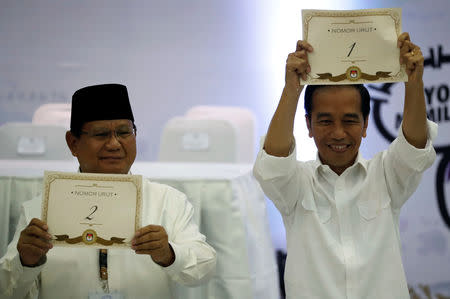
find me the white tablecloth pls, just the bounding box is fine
[0,160,280,299]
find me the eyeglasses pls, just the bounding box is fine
[80,126,136,141]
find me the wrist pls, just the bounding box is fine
[284,83,303,97]
[405,78,424,89]
[156,244,175,267]
[21,255,47,268]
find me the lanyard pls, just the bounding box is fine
[99,249,109,292]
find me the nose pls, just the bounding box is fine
[331,122,346,139]
[104,132,121,149]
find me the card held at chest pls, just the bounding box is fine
[41,171,142,248]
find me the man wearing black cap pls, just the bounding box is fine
[0,84,217,298]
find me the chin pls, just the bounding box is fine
[105,168,129,174]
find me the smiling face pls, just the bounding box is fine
[66,119,137,174]
[306,86,368,175]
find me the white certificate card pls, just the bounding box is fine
[302,8,407,84]
[42,171,142,248]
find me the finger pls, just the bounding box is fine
[296,40,314,52]
[292,50,308,60]
[135,249,161,255]
[399,40,415,56]
[287,61,310,77]
[133,227,167,244]
[28,218,49,231]
[287,54,310,73]
[20,236,53,250]
[134,225,163,238]
[290,52,310,73]
[18,243,49,265]
[402,44,422,65]
[132,240,164,251]
[397,32,410,48]
[19,244,48,257]
[405,55,424,78]
[133,232,166,246]
[406,56,421,71]
[399,41,417,64]
[22,225,52,241]
[301,72,308,81]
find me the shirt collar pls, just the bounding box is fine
[77,167,132,175]
[313,151,368,177]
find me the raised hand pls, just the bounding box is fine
[398,32,424,83]
[285,40,313,88]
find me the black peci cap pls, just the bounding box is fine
[70,84,134,134]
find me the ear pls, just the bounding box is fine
[305,114,313,138]
[362,115,369,138]
[65,131,79,157]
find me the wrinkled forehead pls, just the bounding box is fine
[312,85,361,99]
[82,119,133,129]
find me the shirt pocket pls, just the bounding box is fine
[301,194,331,224]
[357,196,391,221]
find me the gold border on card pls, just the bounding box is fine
[303,8,401,41]
[302,8,404,84]
[42,171,142,247]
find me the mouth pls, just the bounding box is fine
[99,157,124,161]
[328,144,350,153]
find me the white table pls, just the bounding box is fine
[0,160,280,299]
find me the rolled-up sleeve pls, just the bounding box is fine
[253,136,297,181]
[384,120,438,209]
[253,136,303,216]
[393,120,437,171]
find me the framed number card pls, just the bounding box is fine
[302,8,407,84]
[42,171,142,248]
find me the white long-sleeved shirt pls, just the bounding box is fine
[0,178,216,299]
[253,121,437,299]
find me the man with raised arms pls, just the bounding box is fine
[253,33,437,298]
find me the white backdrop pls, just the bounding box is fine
[1,0,449,296]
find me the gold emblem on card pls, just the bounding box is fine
[346,66,362,81]
[315,68,392,82]
[82,229,97,245]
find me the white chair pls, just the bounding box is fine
[0,122,73,160]
[158,117,239,162]
[185,106,256,163]
[32,103,71,129]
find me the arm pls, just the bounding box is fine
[381,33,437,209]
[264,40,313,157]
[398,32,428,149]
[0,213,51,298]
[133,188,216,286]
[253,41,313,215]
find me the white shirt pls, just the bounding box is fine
[0,178,216,299]
[253,121,437,299]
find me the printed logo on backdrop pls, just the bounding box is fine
[368,44,450,231]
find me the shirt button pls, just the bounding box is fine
[343,246,353,259]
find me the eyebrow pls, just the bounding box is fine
[316,113,332,119]
[88,124,132,131]
[315,113,361,119]
[342,113,361,119]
